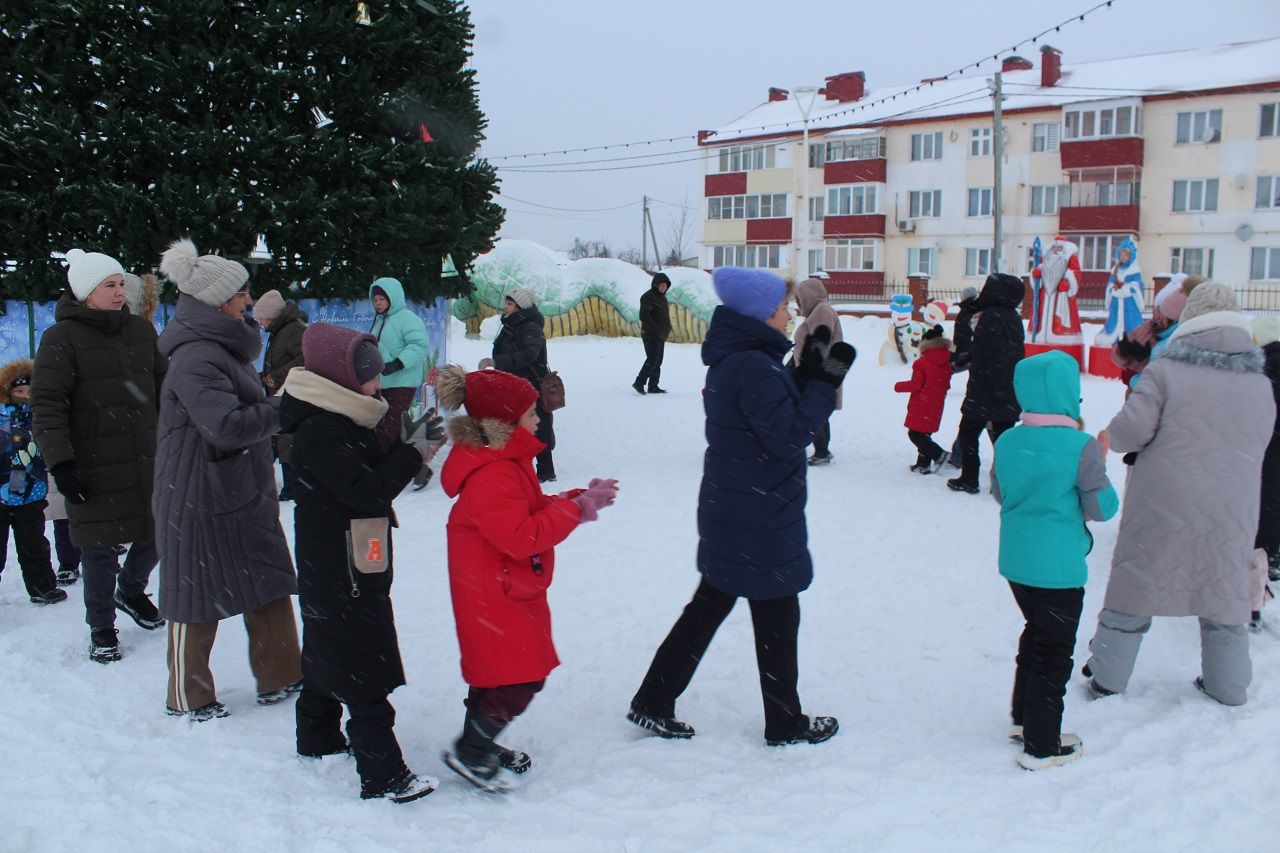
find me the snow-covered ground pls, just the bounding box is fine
[3,316,1278,852]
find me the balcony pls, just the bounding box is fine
[823,214,886,238]
[1060,136,1144,170]
[746,218,792,243]
[824,158,887,184]
[704,173,747,196]
[1059,167,1141,233]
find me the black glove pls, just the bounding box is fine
[797,326,856,388]
[51,463,89,505]
[811,342,856,388]
[382,358,405,376]
[402,407,446,445]
[796,325,833,384]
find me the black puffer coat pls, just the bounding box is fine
[1256,341,1280,555]
[950,294,979,372]
[31,293,167,548]
[960,273,1026,423]
[492,305,548,385]
[640,284,672,341]
[261,302,308,393]
[279,376,422,703]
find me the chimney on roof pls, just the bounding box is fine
[697,130,711,145]
[768,87,790,102]
[1002,55,1033,72]
[1040,45,1062,87]
[823,71,865,103]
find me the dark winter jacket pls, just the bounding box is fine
[154,295,296,624]
[640,283,672,341]
[31,293,167,548]
[951,295,979,371]
[280,368,422,703]
[961,274,1026,423]
[441,415,581,688]
[698,305,835,600]
[261,301,308,393]
[894,339,952,433]
[492,305,549,386]
[1256,341,1280,554]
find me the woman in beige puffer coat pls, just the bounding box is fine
[789,277,843,465]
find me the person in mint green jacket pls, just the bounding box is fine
[991,350,1119,771]
[368,277,431,450]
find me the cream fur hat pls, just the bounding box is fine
[159,238,249,307]
[65,249,125,302]
[1178,281,1238,323]
[253,289,287,324]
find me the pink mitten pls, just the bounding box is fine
[572,478,619,522]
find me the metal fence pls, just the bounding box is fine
[829,282,1280,314]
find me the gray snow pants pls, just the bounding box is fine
[1085,608,1252,706]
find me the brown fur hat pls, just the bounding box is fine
[0,359,35,404]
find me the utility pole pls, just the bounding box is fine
[641,195,649,269]
[990,71,1005,273]
[792,86,820,280]
[645,204,661,267]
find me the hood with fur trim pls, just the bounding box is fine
[918,335,951,354]
[439,415,545,498]
[0,359,34,405]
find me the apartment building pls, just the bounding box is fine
[698,38,1280,304]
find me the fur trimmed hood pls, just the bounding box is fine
[0,358,34,404]
[918,335,951,354]
[446,413,517,450]
[439,417,545,498]
[1160,339,1265,375]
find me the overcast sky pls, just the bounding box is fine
[467,0,1279,258]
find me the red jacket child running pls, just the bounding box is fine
[894,335,953,433]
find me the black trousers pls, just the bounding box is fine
[954,416,1015,485]
[53,518,80,569]
[535,400,555,479]
[907,430,944,466]
[1009,582,1084,759]
[296,687,408,797]
[632,577,804,741]
[0,501,56,597]
[81,541,157,630]
[636,337,666,389]
[812,421,831,457]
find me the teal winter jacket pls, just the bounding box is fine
[992,351,1119,589]
[368,277,430,390]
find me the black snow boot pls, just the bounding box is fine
[114,589,164,630]
[766,715,839,747]
[56,565,80,586]
[443,710,519,793]
[626,707,695,739]
[89,628,121,664]
[30,587,68,605]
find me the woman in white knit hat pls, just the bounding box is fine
[31,249,169,664]
[153,239,302,721]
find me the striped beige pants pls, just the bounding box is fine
[166,596,302,712]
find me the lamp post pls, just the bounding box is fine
[791,85,820,281]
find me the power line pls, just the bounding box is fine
[496,192,640,212]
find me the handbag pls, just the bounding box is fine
[539,371,565,412]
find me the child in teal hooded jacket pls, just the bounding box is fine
[991,350,1118,770]
[368,277,431,450]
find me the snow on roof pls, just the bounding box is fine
[703,37,1280,145]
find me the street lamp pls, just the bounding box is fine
[792,85,821,281]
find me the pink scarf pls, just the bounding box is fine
[1020,412,1078,428]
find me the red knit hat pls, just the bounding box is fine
[457,369,539,423]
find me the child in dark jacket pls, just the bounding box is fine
[991,351,1118,771]
[894,326,953,473]
[280,323,443,805]
[437,364,618,793]
[1,360,66,605]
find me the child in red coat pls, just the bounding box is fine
[437,365,618,793]
[894,326,953,473]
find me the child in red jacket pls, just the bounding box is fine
[894,326,953,473]
[437,365,618,793]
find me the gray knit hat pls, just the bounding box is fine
[254,289,287,324]
[1178,281,1239,323]
[160,238,249,307]
[507,287,536,309]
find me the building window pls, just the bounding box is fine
[1171,247,1215,278]
[808,248,825,274]
[1032,122,1060,152]
[1064,104,1140,140]
[969,127,992,157]
[1064,168,1140,207]
[1262,103,1280,139]
[710,244,782,269]
[1175,109,1223,145]
[826,137,887,162]
[1030,184,1067,215]
[967,187,993,217]
[825,239,878,272]
[826,184,879,216]
[964,248,992,277]
[808,196,825,222]
[715,143,778,173]
[908,189,942,218]
[910,131,942,161]
[1252,247,1280,280]
[1077,235,1123,271]
[808,143,826,168]
[707,193,788,221]
[1257,176,1280,209]
[907,248,936,276]
[1172,178,1219,213]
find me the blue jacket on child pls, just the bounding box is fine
[992,351,1118,589]
[1,402,48,507]
[697,305,835,600]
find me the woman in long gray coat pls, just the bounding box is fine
[789,276,843,465]
[154,239,301,721]
[1085,283,1274,706]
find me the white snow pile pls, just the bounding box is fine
[2,317,1277,852]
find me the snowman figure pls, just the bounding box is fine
[879,293,925,365]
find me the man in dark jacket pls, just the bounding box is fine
[633,272,672,395]
[487,288,556,482]
[950,286,980,373]
[255,289,308,500]
[32,248,168,663]
[948,273,1026,494]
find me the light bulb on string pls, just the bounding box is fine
[355,2,373,26]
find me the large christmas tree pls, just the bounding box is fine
[0,0,502,302]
